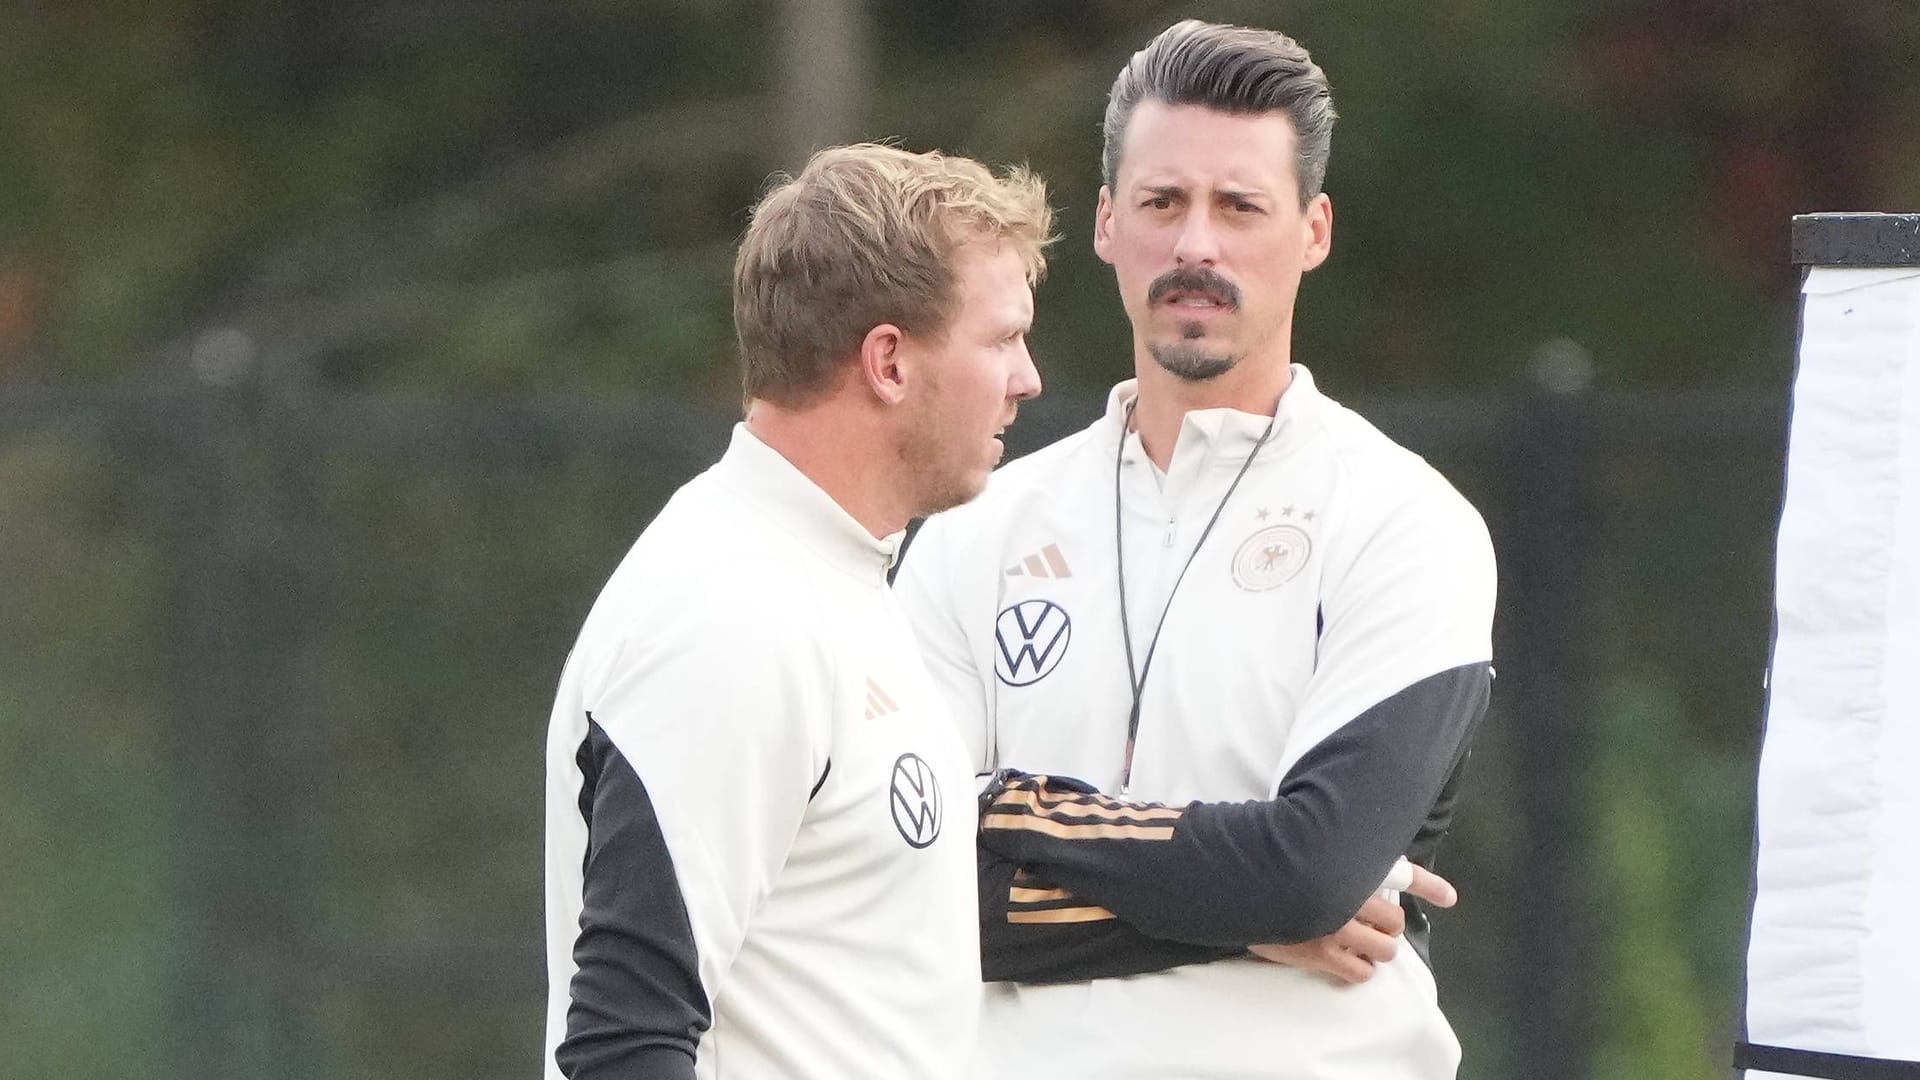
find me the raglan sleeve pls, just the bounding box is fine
[976,485,1496,948]
[554,604,834,1080]
[893,512,995,776]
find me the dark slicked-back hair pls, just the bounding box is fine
[1102,20,1337,204]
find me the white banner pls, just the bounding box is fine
[1744,266,1920,1079]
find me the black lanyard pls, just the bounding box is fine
[1114,398,1277,793]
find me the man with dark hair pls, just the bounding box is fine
[544,144,1052,1080]
[895,20,1495,1078]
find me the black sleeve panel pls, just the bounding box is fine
[1399,698,1487,965]
[556,717,707,1080]
[979,662,1491,948]
[976,816,1239,983]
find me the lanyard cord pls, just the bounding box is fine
[1114,398,1278,793]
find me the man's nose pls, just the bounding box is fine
[1172,205,1221,267]
[1009,340,1042,401]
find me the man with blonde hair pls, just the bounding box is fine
[543,143,1052,1080]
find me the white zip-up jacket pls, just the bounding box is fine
[894,366,1496,1079]
[545,425,980,1080]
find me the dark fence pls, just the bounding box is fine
[0,368,1784,1080]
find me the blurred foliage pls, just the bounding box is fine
[4,0,1915,394]
[2,1,1914,1078]
[0,433,172,1080]
[315,447,686,1080]
[1589,677,1751,1080]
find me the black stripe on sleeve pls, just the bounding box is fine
[976,838,1238,983]
[557,716,709,1080]
[1735,1043,1920,1079]
[978,662,1491,947]
[808,758,832,803]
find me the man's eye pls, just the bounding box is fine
[1142,197,1172,210]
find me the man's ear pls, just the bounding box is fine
[1302,192,1333,273]
[859,323,910,406]
[1092,185,1116,265]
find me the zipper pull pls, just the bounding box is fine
[1163,516,1177,548]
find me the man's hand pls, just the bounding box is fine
[1400,861,1459,909]
[1248,863,1457,985]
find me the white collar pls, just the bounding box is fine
[711,424,903,580]
[1103,364,1326,472]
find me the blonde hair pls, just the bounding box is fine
[734,143,1054,408]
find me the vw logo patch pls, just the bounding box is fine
[1231,525,1312,591]
[889,753,942,849]
[994,599,1072,686]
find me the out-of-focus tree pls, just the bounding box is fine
[4,1,1916,396]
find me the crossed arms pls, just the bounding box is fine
[973,658,1488,983]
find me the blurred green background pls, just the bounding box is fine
[3,2,1914,1078]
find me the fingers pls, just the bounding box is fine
[1404,864,1458,909]
[1334,920,1398,966]
[1322,948,1375,985]
[1247,942,1290,966]
[1247,937,1378,985]
[1354,893,1406,937]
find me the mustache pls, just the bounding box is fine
[1147,268,1242,308]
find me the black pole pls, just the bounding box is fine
[1497,376,1598,1080]
[157,345,329,1079]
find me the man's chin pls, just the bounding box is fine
[955,464,994,505]
[914,468,992,519]
[1149,341,1238,382]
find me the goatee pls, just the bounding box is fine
[1150,340,1238,382]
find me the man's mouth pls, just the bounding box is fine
[1147,269,1241,313]
[1163,291,1232,310]
[990,408,1019,452]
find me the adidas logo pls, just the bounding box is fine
[1004,543,1072,579]
[865,678,899,720]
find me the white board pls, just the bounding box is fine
[1743,266,1920,1079]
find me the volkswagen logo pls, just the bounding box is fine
[889,753,943,849]
[994,599,1072,687]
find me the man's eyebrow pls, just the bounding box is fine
[1134,184,1272,202]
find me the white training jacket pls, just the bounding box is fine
[544,425,980,1080]
[895,366,1496,1080]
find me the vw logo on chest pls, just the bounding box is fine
[889,753,943,848]
[994,599,1072,686]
